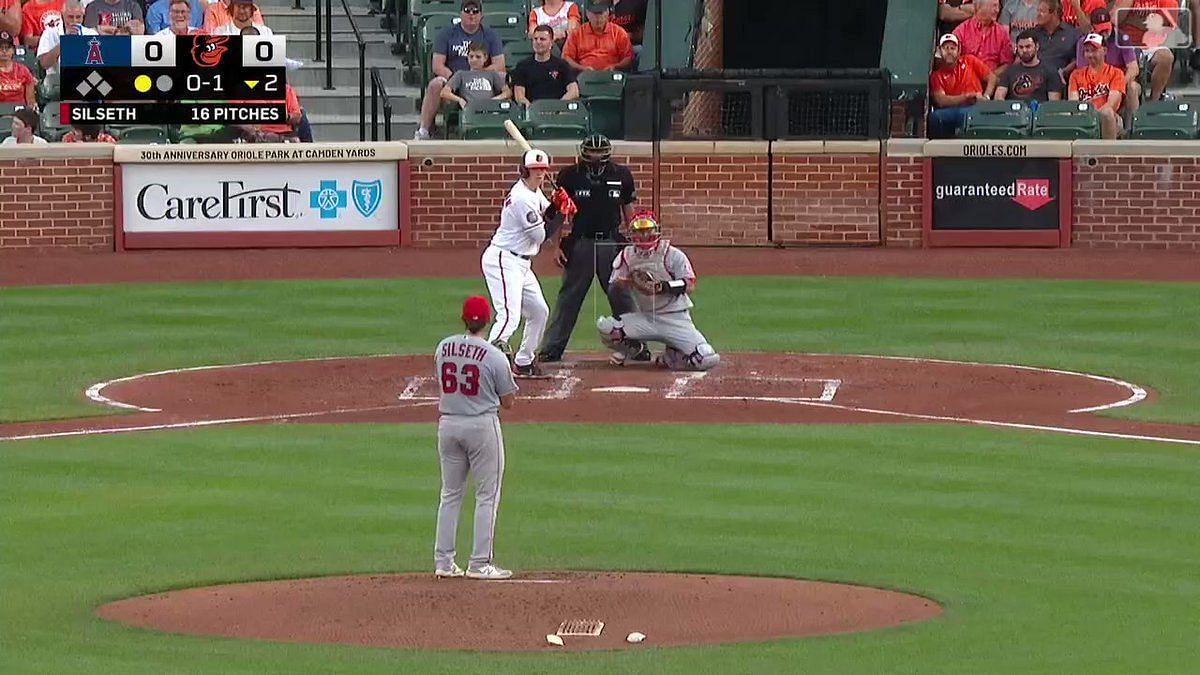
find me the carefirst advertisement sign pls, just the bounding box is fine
[930,156,1060,231]
[115,143,405,248]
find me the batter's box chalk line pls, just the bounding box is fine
[667,372,841,404]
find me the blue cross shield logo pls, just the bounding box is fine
[309,180,347,219]
[351,179,382,218]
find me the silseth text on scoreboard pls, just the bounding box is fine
[60,35,287,125]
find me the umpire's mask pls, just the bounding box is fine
[579,134,612,179]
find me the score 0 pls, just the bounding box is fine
[243,35,286,68]
[130,35,177,68]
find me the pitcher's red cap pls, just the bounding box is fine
[462,295,491,322]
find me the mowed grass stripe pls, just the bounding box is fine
[2,275,1199,423]
[3,422,1199,673]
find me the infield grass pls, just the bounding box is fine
[1,276,1198,424]
[2,423,1198,674]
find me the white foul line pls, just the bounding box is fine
[793,400,1200,447]
[0,402,433,443]
[398,376,434,400]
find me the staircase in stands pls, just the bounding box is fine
[258,0,421,141]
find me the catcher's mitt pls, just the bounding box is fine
[630,270,660,295]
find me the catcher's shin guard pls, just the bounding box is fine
[596,316,625,350]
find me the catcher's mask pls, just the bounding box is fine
[519,148,551,179]
[629,211,660,252]
[579,134,612,178]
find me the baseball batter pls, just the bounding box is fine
[433,295,519,581]
[481,148,577,378]
[596,212,721,371]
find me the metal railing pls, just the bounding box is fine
[369,67,394,141]
[316,0,369,140]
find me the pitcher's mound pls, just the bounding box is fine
[97,572,941,651]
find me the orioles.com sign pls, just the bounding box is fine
[931,158,1060,231]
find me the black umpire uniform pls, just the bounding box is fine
[537,135,637,361]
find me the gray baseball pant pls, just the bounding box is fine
[434,413,505,571]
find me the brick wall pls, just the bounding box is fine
[1073,156,1200,251]
[772,153,880,245]
[0,156,113,250]
[656,152,769,245]
[883,154,922,248]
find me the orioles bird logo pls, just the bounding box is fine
[191,36,230,68]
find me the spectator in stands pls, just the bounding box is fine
[0,32,36,107]
[213,0,268,34]
[0,0,21,40]
[21,0,63,49]
[563,1,633,72]
[38,2,96,75]
[995,30,1062,106]
[155,0,206,35]
[953,0,1014,74]
[1069,32,1125,138]
[413,0,505,140]
[203,0,261,32]
[147,0,204,34]
[252,83,303,141]
[939,0,975,36]
[4,107,46,143]
[928,33,997,138]
[1113,0,1178,102]
[84,0,145,34]
[527,0,579,44]
[512,24,580,105]
[440,40,510,109]
[1073,7,1141,113]
[1032,0,1081,90]
[1058,0,1098,31]
[1001,0,1040,44]
[610,0,646,50]
[61,123,116,142]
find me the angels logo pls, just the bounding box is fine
[191,36,230,68]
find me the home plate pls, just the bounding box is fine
[590,386,651,394]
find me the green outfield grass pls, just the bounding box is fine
[1,275,1198,673]
[2,423,1198,674]
[1,276,1198,424]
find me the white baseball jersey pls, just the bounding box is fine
[490,180,549,258]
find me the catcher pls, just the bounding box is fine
[596,211,720,371]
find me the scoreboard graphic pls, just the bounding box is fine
[60,35,288,125]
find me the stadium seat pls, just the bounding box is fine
[488,12,527,43]
[1031,101,1101,139]
[961,100,1033,138]
[39,106,69,141]
[408,13,460,87]
[37,72,60,105]
[15,46,39,73]
[0,102,22,118]
[577,70,626,138]
[485,0,530,15]
[526,98,589,139]
[459,99,523,139]
[1129,100,1200,139]
[503,39,534,69]
[114,126,169,144]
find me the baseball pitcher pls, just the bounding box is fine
[481,148,578,378]
[433,295,519,581]
[596,212,721,371]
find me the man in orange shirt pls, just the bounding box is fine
[1069,32,1125,138]
[562,1,632,71]
[202,0,261,32]
[928,33,998,138]
[1113,0,1178,102]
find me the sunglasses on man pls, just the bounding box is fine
[461,7,480,13]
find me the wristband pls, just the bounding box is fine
[657,279,687,296]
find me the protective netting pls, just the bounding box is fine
[786,90,874,138]
[669,90,753,138]
[679,0,724,138]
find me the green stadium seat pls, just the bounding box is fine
[459,99,523,139]
[504,39,534,69]
[0,129,9,143]
[0,102,22,117]
[115,126,169,144]
[484,0,530,15]
[961,100,1033,138]
[37,71,60,105]
[1130,100,1200,139]
[577,70,626,138]
[526,98,589,139]
[1031,101,1101,139]
[15,46,39,73]
[39,106,69,141]
[488,12,527,43]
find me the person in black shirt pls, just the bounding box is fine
[995,30,1063,107]
[537,134,643,363]
[511,24,580,105]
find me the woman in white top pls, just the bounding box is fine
[3,109,47,144]
[527,0,579,42]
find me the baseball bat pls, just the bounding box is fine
[503,119,533,153]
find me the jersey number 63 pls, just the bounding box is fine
[441,362,480,396]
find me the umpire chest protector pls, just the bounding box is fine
[557,162,635,238]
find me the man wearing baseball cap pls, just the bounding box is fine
[432,296,520,581]
[1073,7,1141,114]
[928,33,997,138]
[1069,32,1125,138]
[414,0,506,140]
[563,1,634,72]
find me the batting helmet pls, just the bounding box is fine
[519,148,551,178]
[629,210,660,252]
[579,134,612,177]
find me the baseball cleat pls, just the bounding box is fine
[435,562,464,578]
[466,564,513,580]
[513,361,552,379]
[609,351,627,366]
[629,343,651,362]
[535,350,562,363]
